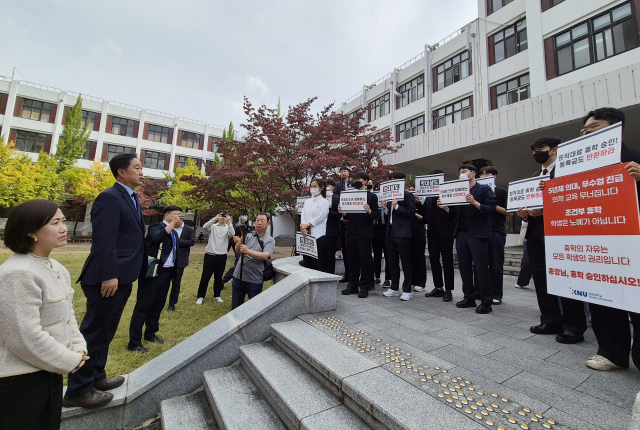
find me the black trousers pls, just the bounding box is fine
[197,253,228,298]
[488,232,506,300]
[456,231,492,303]
[340,226,350,280]
[372,236,389,280]
[324,235,338,274]
[516,241,532,287]
[66,282,132,397]
[346,233,374,291]
[168,267,185,306]
[527,238,587,333]
[0,371,62,430]
[129,267,174,347]
[410,225,427,288]
[385,227,413,293]
[590,304,640,369]
[427,232,455,291]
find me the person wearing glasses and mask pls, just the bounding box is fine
[300,179,330,272]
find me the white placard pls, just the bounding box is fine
[506,176,549,212]
[380,179,405,201]
[439,179,470,206]
[415,174,444,197]
[326,189,333,208]
[296,196,310,215]
[339,190,368,213]
[554,122,622,178]
[295,233,318,259]
[476,176,496,191]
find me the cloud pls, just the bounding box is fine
[246,75,269,95]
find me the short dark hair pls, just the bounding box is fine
[4,199,60,254]
[583,107,625,131]
[239,211,248,216]
[459,164,477,174]
[479,166,498,176]
[256,212,271,222]
[354,171,370,181]
[109,153,138,179]
[163,205,182,215]
[325,178,336,187]
[389,171,406,180]
[339,166,350,172]
[531,136,561,151]
[310,179,327,198]
[429,169,444,175]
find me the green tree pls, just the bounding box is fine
[159,158,209,211]
[56,96,91,173]
[65,159,115,204]
[222,121,235,142]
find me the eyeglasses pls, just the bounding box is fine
[579,123,603,136]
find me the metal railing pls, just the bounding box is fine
[369,72,392,88]
[209,123,226,130]
[430,24,470,50]
[179,116,206,126]
[0,75,11,83]
[19,80,61,93]
[109,100,142,111]
[67,91,104,103]
[397,51,425,70]
[345,90,363,104]
[146,109,175,119]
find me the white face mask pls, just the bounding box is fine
[310,188,320,197]
[459,173,469,180]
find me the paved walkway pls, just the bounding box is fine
[302,272,639,430]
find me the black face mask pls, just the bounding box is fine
[533,151,550,164]
[352,181,363,189]
[366,184,373,190]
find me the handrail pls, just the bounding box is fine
[345,90,364,104]
[209,123,226,130]
[397,51,425,70]
[109,100,142,111]
[67,91,104,103]
[179,116,207,126]
[0,75,12,83]
[370,72,391,87]
[19,80,61,93]
[146,109,175,119]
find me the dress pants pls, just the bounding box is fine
[489,232,506,300]
[231,277,264,309]
[517,241,531,287]
[427,232,455,291]
[129,267,174,347]
[324,235,338,274]
[527,238,587,333]
[410,225,427,288]
[590,304,640,369]
[385,227,413,293]
[0,371,63,430]
[168,267,185,306]
[346,233,374,291]
[372,236,389,280]
[339,225,350,280]
[66,282,133,397]
[197,253,228,298]
[456,231,492,303]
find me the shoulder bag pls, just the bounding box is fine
[255,235,276,282]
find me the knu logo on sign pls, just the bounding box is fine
[571,289,588,297]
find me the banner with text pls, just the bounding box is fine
[339,190,368,213]
[476,176,496,191]
[555,122,622,178]
[439,179,470,206]
[326,189,333,208]
[380,179,405,201]
[544,163,640,312]
[296,233,319,259]
[296,196,310,214]
[506,176,549,212]
[415,173,445,197]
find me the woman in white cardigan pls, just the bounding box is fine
[300,179,330,272]
[0,199,88,430]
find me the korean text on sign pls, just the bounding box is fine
[296,196,310,214]
[339,190,368,213]
[506,176,549,212]
[380,179,405,201]
[415,173,444,197]
[295,233,318,259]
[439,179,470,206]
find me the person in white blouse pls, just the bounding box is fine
[300,179,330,272]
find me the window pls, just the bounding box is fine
[348,109,366,127]
[491,0,513,14]
[148,124,170,143]
[551,0,565,6]
[82,110,97,129]
[396,116,424,142]
[369,94,390,122]
[111,117,135,137]
[494,74,530,109]
[15,130,46,153]
[180,131,200,149]
[493,19,527,64]
[434,97,472,128]
[81,141,93,160]
[397,75,424,108]
[143,150,165,169]
[21,99,52,122]
[436,52,470,91]
[177,155,196,168]
[106,144,134,162]
[555,3,638,75]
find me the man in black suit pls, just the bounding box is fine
[167,217,195,312]
[381,172,416,301]
[64,153,147,408]
[411,191,428,293]
[335,167,351,283]
[127,205,184,352]
[324,179,341,275]
[372,180,390,286]
[338,171,379,298]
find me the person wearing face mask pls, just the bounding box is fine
[195,211,235,305]
[324,179,341,275]
[222,212,249,285]
[517,137,587,344]
[300,179,330,272]
[372,180,390,287]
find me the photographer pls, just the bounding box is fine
[221,212,248,284]
[231,213,275,310]
[196,212,234,304]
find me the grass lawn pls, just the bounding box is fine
[0,248,274,382]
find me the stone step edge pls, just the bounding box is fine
[160,391,217,430]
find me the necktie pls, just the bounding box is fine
[542,169,548,175]
[171,230,178,264]
[132,192,143,223]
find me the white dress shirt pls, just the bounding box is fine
[301,195,330,238]
[539,160,556,176]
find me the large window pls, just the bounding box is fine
[21,99,52,122]
[494,74,530,109]
[111,117,135,137]
[369,94,390,122]
[348,109,366,127]
[177,155,197,168]
[15,130,46,153]
[396,116,424,142]
[434,97,472,128]
[555,3,638,76]
[148,124,170,143]
[491,0,513,14]
[180,131,200,149]
[436,52,470,91]
[81,141,93,160]
[82,110,97,129]
[397,75,424,108]
[105,144,134,162]
[493,19,527,64]
[143,150,165,169]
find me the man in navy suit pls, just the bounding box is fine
[167,218,195,312]
[64,153,147,408]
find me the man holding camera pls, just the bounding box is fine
[196,212,235,304]
[231,213,275,309]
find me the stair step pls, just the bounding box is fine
[203,366,285,430]
[300,405,369,430]
[240,341,343,430]
[160,391,217,430]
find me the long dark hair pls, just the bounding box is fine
[310,179,327,198]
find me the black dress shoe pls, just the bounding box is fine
[425,288,445,298]
[167,304,176,312]
[144,336,164,344]
[529,324,563,335]
[455,298,477,308]
[358,289,369,298]
[443,290,453,302]
[475,302,493,314]
[94,376,125,391]
[63,388,113,408]
[382,280,391,287]
[556,330,585,344]
[127,344,149,353]
[339,277,349,283]
[341,287,358,295]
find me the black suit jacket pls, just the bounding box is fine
[146,222,179,268]
[385,190,416,239]
[78,183,147,285]
[453,183,496,239]
[335,180,350,193]
[345,191,379,240]
[176,224,195,268]
[326,192,342,237]
[424,196,457,238]
[525,166,555,242]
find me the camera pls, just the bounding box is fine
[242,219,255,233]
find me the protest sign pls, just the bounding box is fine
[326,189,333,208]
[339,190,368,213]
[415,173,444,197]
[296,233,319,259]
[476,176,496,191]
[380,179,405,201]
[296,196,310,214]
[554,122,622,178]
[506,176,549,212]
[439,179,470,206]
[544,163,640,312]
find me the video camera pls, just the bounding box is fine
[241,219,255,233]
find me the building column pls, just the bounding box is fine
[424,45,433,130]
[201,124,211,174]
[136,109,147,157]
[1,79,19,139]
[50,91,68,155]
[168,119,179,173]
[525,0,547,97]
[95,100,110,162]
